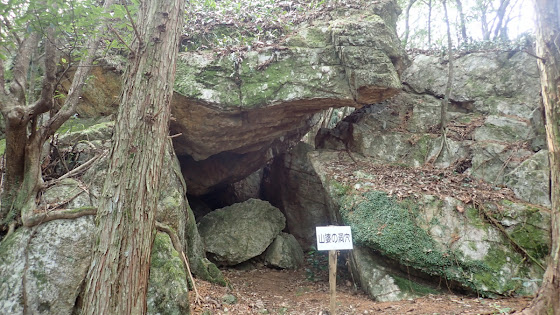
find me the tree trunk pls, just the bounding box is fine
[427,0,432,47]
[81,0,184,314]
[522,0,560,314]
[441,0,453,131]
[493,0,512,40]
[455,0,468,44]
[402,0,417,47]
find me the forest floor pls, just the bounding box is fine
[190,260,531,315]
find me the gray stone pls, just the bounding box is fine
[262,142,331,249]
[198,199,286,265]
[264,233,305,269]
[350,246,428,302]
[309,151,549,297]
[221,294,237,305]
[0,216,95,315]
[403,52,541,119]
[473,116,534,143]
[470,142,533,184]
[505,150,551,207]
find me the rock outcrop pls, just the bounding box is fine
[265,50,551,300]
[67,0,406,196]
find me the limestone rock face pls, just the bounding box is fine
[318,51,549,205]
[264,233,305,269]
[308,151,549,297]
[297,50,551,299]
[198,199,286,265]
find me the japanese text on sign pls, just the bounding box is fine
[316,226,353,251]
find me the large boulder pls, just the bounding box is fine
[198,199,286,265]
[0,217,94,314]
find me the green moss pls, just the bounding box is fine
[57,117,106,134]
[285,26,330,48]
[465,207,486,228]
[340,191,487,288]
[0,139,5,155]
[411,134,433,164]
[392,275,439,296]
[151,233,185,279]
[509,215,549,261]
[330,180,351,197]
[473,247,522,294]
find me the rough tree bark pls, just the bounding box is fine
[81,0,184,314]
[521,0,560,313]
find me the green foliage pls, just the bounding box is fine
[304,246,328,282]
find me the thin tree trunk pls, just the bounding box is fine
[521,0,560,313]
[403,0,417,47]
[441,0,453,131]
[81,0,184,314]
[427,0,432,47]
[493,0,511,40]
[455,0,468,44]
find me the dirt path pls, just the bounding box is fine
[190,263,530,314]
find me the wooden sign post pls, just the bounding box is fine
[316,226,353,315]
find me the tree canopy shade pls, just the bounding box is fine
[397,0,536,49]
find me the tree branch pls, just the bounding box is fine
[41,0,117,140]
[123,2,142,48]
[29,26,57,116]
[23,207,97,227]
[9,32,40,103]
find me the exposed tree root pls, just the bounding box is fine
[22,207,97,227]
[427,129,449,165]
[155,221,202,305]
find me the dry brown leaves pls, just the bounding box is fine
[324,153,520,209]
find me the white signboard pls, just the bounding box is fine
[316,226,353,251]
